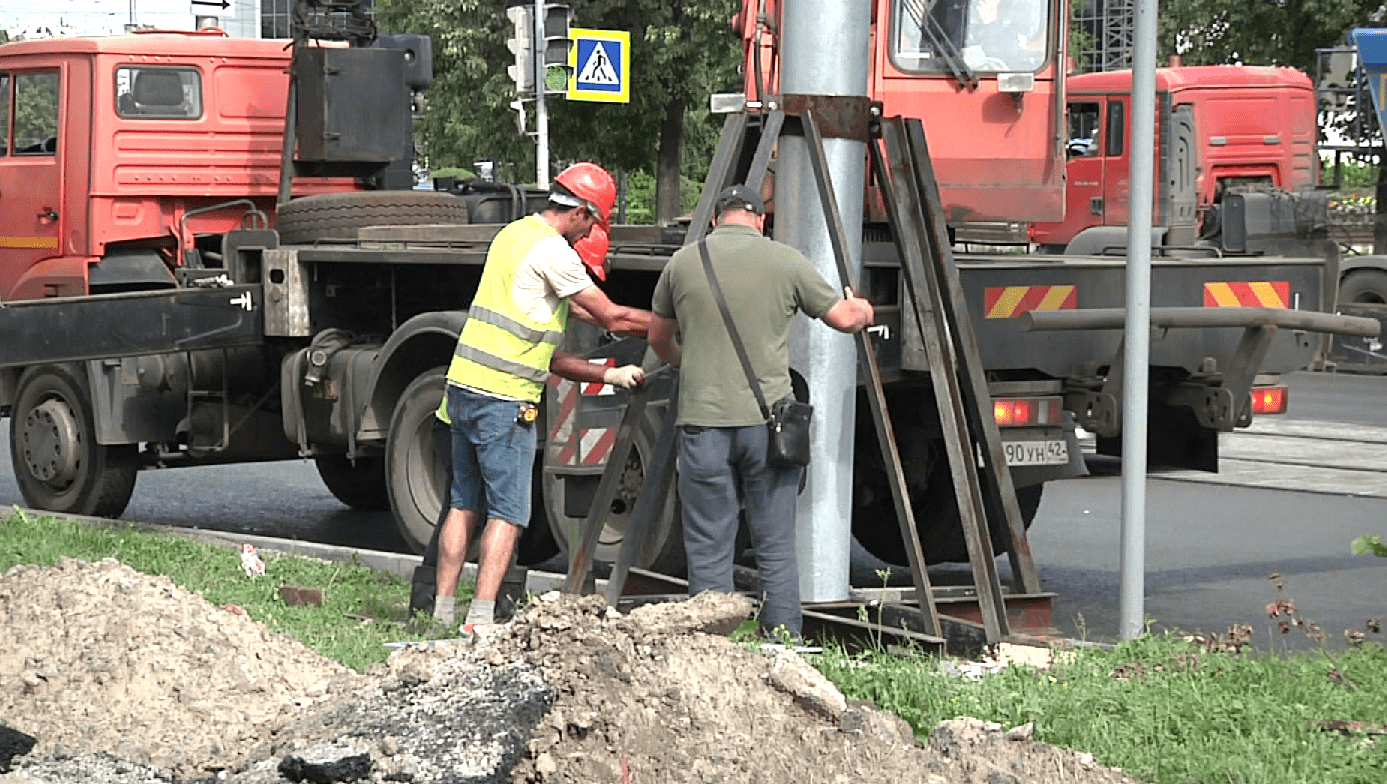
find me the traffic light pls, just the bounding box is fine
[540,3,573,93]
[506,5,534,94]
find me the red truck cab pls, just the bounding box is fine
[0,29,351,302]
[1031,65,1317,252]
[739,0,1067,224]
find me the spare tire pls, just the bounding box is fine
[276,191,469,244]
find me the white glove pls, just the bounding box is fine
[604,365,645,389]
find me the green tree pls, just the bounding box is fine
[375,0,740,223]
[1156,0,1385,72]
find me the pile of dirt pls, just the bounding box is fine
[0,557,1147,784]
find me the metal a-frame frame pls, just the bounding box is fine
[569,107,1043,647]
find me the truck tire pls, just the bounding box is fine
[543,411,686,576]
[275,191,469,245]
[386,367,454,554]
[10,364,138,519]
[852,435,1041,566]
[314,455,390,511]
[1339,269,1387,305]
[385,367,560,565]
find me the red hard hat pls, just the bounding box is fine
[574,222,610,281]
[553,162,616,224]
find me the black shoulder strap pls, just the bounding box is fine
[697,239,771,421]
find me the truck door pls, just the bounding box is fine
[1098,96,1129,230]
[0,68,63,302]
[1038,100,1106,249]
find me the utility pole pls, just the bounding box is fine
[1118,0,1158,641]
[778,0,872,603]
[533,0,549,187]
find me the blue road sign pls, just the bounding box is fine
[568,28,629,103]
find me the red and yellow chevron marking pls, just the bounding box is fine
[1202,281,1289,308]
[0,235,59,249]
[984,285,1077,319]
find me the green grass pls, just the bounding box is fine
[4,507,1386,783]
[817,634,1387,783]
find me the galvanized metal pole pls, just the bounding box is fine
[534,0,550,187]
[777,0,871,602]
[1119,0,1159,640]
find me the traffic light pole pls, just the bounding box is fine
[533,0,550,188]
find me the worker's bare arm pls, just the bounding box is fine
[570,285,651,337]
[820,287,874,333]
[550,349,644,389]
[648,315,681,368]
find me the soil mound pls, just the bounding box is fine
[0,558,1146,784]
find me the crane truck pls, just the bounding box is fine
[0,1,1370,577]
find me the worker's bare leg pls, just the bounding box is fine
[432,506,479,623]
[465,517,522,626]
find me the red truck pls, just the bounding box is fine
[1030,64,1319,255]
[0,2,1367,576]
[1020,60,1387,368]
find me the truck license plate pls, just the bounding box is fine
[1003,440,1069,466]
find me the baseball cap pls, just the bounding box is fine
[714,184,765,216]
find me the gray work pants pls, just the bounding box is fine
[677,423,804,637]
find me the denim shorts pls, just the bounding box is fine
[446,385,537,527]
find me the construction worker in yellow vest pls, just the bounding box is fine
[433,163,650,629]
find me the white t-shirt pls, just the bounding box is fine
[510,229,592,321]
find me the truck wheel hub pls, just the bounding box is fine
[20,399,81,484]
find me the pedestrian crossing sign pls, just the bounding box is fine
[567,29,630,103]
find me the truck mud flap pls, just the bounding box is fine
[0,285,263,368]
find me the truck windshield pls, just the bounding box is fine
[892,0,1049,74]
[115,67,203,120]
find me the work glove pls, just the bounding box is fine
[604,365,645,389]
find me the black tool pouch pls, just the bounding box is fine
[768,399,813,467]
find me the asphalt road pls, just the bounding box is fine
[1023,369,1387,649]
[1,370,1384,651]
[0,439,415,555]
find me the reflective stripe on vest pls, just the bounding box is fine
[465,304,565,346]
[453,343,549,382]
[446,215,569,401]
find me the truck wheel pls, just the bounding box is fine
[543,414,686,575]
[314,455,390,511]
[385,367,561,564]
[386,367,454,553]
[275,191,469,245]
[852,437,1041,566]
[1339,269,1387,305]
[10,364,138,518]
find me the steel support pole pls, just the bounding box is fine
[777,1,870,602]
[534,0,550,188]
[1119,0,1159,640]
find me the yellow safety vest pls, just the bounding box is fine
[443,215,569,404]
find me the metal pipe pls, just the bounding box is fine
[1023,306,1382,336]
[534,0,549,187]
[1119,0,1159,642]
[777,0,871,603]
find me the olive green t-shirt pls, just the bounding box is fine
[651,224,841,426]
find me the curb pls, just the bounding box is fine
[5,504,576,594]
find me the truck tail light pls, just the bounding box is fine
[993,396,1064,428]
[1251,385,1287,415]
